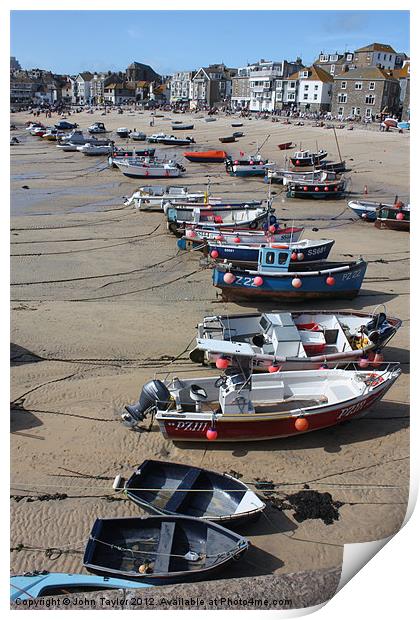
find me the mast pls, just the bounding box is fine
[333,126,343,163]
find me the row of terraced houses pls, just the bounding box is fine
[10,43,410,120]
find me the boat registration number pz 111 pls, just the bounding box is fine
[167,421,208,432]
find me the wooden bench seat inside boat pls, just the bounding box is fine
[164,469,201,513]
[153,521,176,574]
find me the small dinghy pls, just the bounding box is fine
[130,131,147,141]
[114,158,185,179]
[171,123,194,131]
[116,460,265,525]
[167,205,272,236]
[84,516,248,583]
[317,160,347,173]
[231,122,243,128]
[277,141,295,150]
[116,127,130,138]
[232,131,244,138]
[10,572,152,602]
[219,136,236,143]
[347,200,392,222]
[183,225,303,246]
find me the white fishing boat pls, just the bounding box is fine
[88,122,109,134]
[266,167,338,185]
[57,130,110,146]
[190,310,402,370]
[121,340,401,442]
[114,158,184,179]
[184,226,304,245]
[116,127,130,138]
[76,142,113,156]
[130,131,147,141]
[56,142,79,152]
[124,186,219,210]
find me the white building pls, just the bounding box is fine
[73,72,93,104]
[353,43,397,70]
[169,71,194,104]
[249,60,284,112]
[296,65,333,112]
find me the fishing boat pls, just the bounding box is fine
[286,178,347,199]
[148,134,195,146]
[114,158,185,179]
[213,245,367,302]
[130,131,147,141]
[84,516,248,583]
[42,129,59,141]
[88,122,109,134]
[232,132,244,138]
[265,167,338,185]
[204,117,217,122]
[191,310,402,370]
[30,127,48,137]
[10,572,152,602]
[317,160,347,173]
[182,225,303,246]
[171,123,194,131]
[56,142,79,152]
[205,238,335,267]
[277,142,295,150]
[164,199,263,216]
[55,120,78,130]
[184,150,227,163]
[231,122,243,128]
[289,149,328,167]
[108,149,156,167]
[121,342,401,442]
[125,186,219,210]
[347,200,395,222]
[225,155,270,177]
[116,460,265,525]
[219,136,236,143]
[57,130,110,146]
[76,143,113,156]
[166,205,272,236]
[374,204,410,231]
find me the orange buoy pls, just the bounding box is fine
[295,417,309,432]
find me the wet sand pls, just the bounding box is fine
[10,109,409,594]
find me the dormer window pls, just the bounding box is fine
[329,54,338,62]
[346,54,353,61]
[319,55,328,62]
[300,71,309,78]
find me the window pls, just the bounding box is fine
[330,54,338,62]
[320,54,329,62]
[346,54,353,61]
[369,82,375,90]
[287,93,295,100]
[338,106,344,115]
[352,107,361,116]
[365,94,375,104]
[300,71,309,78]
[304,85,309,91]
[314,85,318,90]
[338,93,347,103]
[266,252,275,264]
[330,65,336,74]
[355,82,363,90]
[314,94,318,100]
[289,81,296,89]
[303,94,308,100]
[341,81,347,89]
[365,108,372,117]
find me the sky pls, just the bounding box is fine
[10,10,410,76]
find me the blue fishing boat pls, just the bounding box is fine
[206,238,335,267]
[286,178,347,199]
[347,200,395,222]
[213,246,367,302]
[10,572,152,602]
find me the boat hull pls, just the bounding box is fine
[158,380,396,442]
[207,239,335,265]
[213,260,367,302]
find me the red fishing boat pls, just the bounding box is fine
[277,141,295,150]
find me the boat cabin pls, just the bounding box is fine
[258,246,292,272]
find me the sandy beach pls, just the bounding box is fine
[10,108,409,605]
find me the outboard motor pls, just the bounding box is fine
[121,379,171,428]
[363,313,394,345]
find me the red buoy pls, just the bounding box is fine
[206,428,218,441]
[326,276,335,286]
[186,229,196,238]
[315,186,319,192]
[216,234,224,241]
[292,277,302,288]
[268,224,276,233]
[214,215,223,224]
[291,252,298,261]
[253,276,264,287]
[303,186,308,191]
[295,417,309,432]
[268,365,280,373]
[396,212,404,220]
[324,186,329,191]
[223,272,236,284]
[233,236,241,243]
[210,249,219,259]
[358,357,369,368]
[216,356,230,370]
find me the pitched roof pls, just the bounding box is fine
[393,63,410,79]
[333,66,398,81]
[306,65,334,83]
[286,70,300,80]
[355,42,397,54]
[78,72,93,81]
